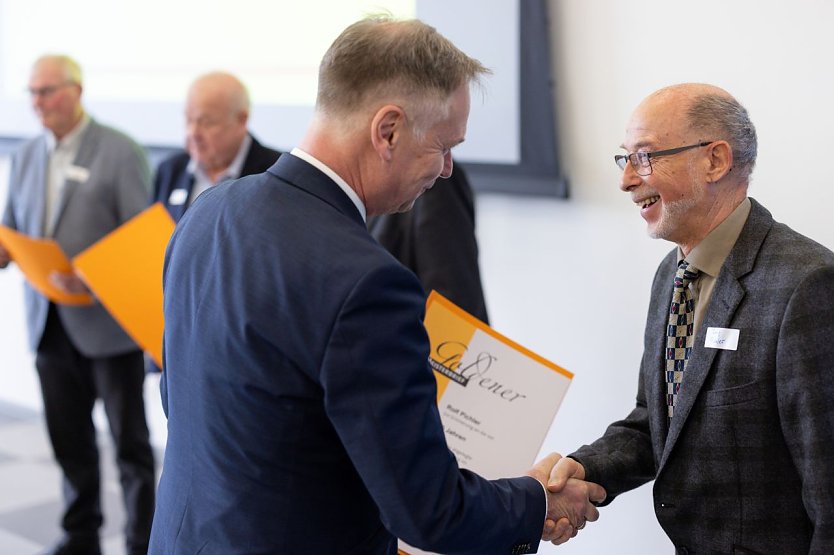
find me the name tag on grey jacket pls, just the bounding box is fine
[66,165,90,183]
[168,189,188,206]
[705,327,740,350]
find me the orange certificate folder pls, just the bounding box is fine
[0,225,93,305]
[72,203,175,367]
[400,292,573,555]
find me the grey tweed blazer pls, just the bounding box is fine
[572,198,834,554]
[2,119,151,357]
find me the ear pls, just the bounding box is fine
[370,104,406,162]
[705,140,733,183]
[237,110,249,126]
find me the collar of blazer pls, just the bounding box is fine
[267,153,366,227]
[657,198,773,468]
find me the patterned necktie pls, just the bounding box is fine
[666,260,699,418]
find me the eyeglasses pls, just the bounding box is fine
[614,141,714,176]
[27,82,75,98]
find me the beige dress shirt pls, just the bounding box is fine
[679,197,752,337]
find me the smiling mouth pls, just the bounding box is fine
[637,195,660,209]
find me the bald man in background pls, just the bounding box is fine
[152,72,282,223]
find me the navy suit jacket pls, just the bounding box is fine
[572,199,834,553]
[150,154,545,554]
[152,134,281,222]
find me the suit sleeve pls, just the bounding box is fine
[320,263,544,554]
[777,265,834,549]
[569,375,656,505]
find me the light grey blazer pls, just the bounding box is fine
[572,198,834,553]
[2,119,151,357]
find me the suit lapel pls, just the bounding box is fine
[27,139,49,237]
[50,121,99,236]
[170,170,194,222]
[659,274,745,467]
[658,199,773,469]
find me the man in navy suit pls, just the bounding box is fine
[550,84,834,552]
[152,71,281,222]
[150,17,605,554]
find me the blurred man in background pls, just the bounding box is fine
[0,54,155,555]
[152,71,281,222]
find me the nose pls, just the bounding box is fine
[439,151,453,179]
[619,161,641,192]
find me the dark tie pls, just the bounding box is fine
[666,260,699,418]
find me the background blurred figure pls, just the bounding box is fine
[0,55,155,555]
[150,17,604,554]
[149,71,282,375]
[369,161,489,322]
[152,71,282,222]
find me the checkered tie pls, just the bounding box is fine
[666,260,699,418]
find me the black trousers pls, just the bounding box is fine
[35,305,155,554]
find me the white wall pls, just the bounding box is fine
[3,0,834,552]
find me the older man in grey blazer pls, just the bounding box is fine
[549,83,834,552]
[0,55,155,555]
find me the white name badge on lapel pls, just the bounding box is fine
[705,327,740,351]
[168,189,188,206]
[65,165,90,183]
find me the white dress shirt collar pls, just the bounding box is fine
[290,147,366,222]
[46,113,90,153]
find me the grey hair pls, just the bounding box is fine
[686,93,757,180]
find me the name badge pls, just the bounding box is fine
[168,189,188,206]
[65,165,90,183]
[704,327,740,351]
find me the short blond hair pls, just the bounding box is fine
[34,54,83,86]
[316,16,489,134]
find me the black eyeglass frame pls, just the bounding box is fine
[614,141,714,176]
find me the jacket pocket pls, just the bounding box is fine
[703,380,764,407]
[733,544,764,555]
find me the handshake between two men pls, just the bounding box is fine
[527,453,605,546]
